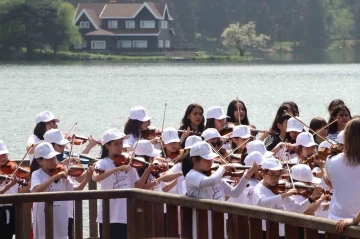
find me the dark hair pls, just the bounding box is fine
[30,158,41,174]
[205,118,216,129]
[124,119,145,138]
[282,101,299,116]
[309,117,327,141]
[180,104,205,132]
[33,122,47,140]
[100,142,112,158]
[182,155,199,177]
[328,99,345,113]
[135,155,151,178]
[226,100,250,125]
[270,113,291,133]
[328,105,352,134]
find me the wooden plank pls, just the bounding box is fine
[227,214,238,239]
[237,215,250,239]
[166,204,179,238]
[127,198,145,239]
[249,217,262,239]
[304,228,318,239]
[153,203,165,238]
[212,211,224,239]
[285,224,299,239]
[196,209,208,239]
[101,198,110,239]
[23,203,31,239]
[74,200,83,239]
[88,179,98,238]
[15,203,24,239]
[266,220,279,239]
[143,201,155,237]
[180,207,192,238]
[45,201,54,239]
[325,233,339,239]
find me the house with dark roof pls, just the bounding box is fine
[73,1,175,52]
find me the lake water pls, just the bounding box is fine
[1,61,359,235]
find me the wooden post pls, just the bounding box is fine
[102,199,110,239]
[196,209,208,239]
[325,232,340,239]
[285,224,299,239]
[45,201,54,239]
[88,178,98,238]
[212,211,224,238]
[166,204,179,238]
[237,215,250,239]
[249,217,262,239]
[143,201,155,237]
[15,203,24,239]
[75,200,83,239]
[153,203,165,237]
[227,214,238,239]
[304,228,318,239]
[266,221,279,239]
[127,198,145,239]
[180,207,192,238]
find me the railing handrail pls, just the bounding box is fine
[1,188,359,237]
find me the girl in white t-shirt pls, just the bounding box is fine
[27,111,59,163]
[93,129,150,239]
[31,142,92,239]
[123,106,159,150]
[288,132,318,165]
[0,140,30,239]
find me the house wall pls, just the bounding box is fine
[76,14,96,34]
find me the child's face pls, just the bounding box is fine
[234,102,246,121]
[53,143,65,153]
[214,119,226,131]
[261,170,282,186]
[164,142,179,153]
[39,156,57,170]
[193,158,213,172]
[106,139,124,156]
[187,107,203,126]
[140,121,150,130]
[302,146,316,158]
[289,131,300,140]
[0,154,8,166]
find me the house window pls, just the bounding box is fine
[91,41,106,49]
[165,40,170,48]
[140,21,155,29]
[133,40,147,48]
[161,21,168,29]
[108,21,118,29]
[158,40,163,48]
[118,40,132,48]
[80,21,90,29]
[126,21,135,29]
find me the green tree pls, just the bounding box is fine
[221,21,270,56]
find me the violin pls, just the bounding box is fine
[177,130,201,137]
[302,146,340,168]
[67,134,102,146]
[250,129,278,136]
[141,127,162,140]
[67,163,85,177]
[271,181,332,199]
[167,149,184,160]
[0,172,28,187]
[50,164,67,177]
[0,161,31,181]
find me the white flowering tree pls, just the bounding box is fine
[221,22,270,56]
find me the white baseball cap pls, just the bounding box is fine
[101,128,129,145]
[231,125,251,139]
[286,117,304,132]
[244,151,266,166]
[44,129,70,145]
[290,164,321,184]
[184,135,202,149]
[318,141,331,149]
[134,140,161,157]
[336,130,344,144]
[206,106,229,120]
[34,142,60,159]
[0,140,9,155]
[261,157,283,171]
[162,127,180,145]
[295,132,318,147]
[129,106,152,122]
[190,141,218,160]
[35,111,59,124]
[246,140,273,158]
[201,128,221,141]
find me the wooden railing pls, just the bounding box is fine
[1,188,360,239]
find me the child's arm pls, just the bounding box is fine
[304,194,328,215]
[92,165,129,182]
[336,211,360,232]
[135,164,156,189]
[33,172,66,192]
[162,180,177,192]
[258,188,298,208]
[75,166,94,191]
[198,166,226,187]
[0,178,17,194]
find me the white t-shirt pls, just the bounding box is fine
[27,135,41,163]
[185,169,223,200]
[165,162,184,195]
[123,134,138,149]
[94,157,140,223]
[326,153,360,220]
[275,146,298,162]
[0,181,19,206]
[31,169,75,239]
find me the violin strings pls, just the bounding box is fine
[223,137,251,161]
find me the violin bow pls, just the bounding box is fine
[66,123,77,138]
[223,137,252,161]
[208,143,229,165]
[11,145,33,178]
[160,103,168,159]
[283,110,334,145]
[280,140,295,189]
[236,97,241,125]
[314,118,338,136]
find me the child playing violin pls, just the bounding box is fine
[289,132,318,164]
[179,103,205,135]
[251,158,323,238]
[230,125,253,154]
[0,140,30,239]
[201,128,227,158]
[31,142,93,239]
[205,106,229,133]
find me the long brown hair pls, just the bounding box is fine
[343,118,360,166]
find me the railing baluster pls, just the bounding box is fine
[227,214,238,239]
[74,200,83,239]
[212,211,224,238]
[127,198,145,239]
[143,201,155,237]
[102,198,110,239]
[165,204,179,238]
[249,217,262,239]
[304,228,318,238]
[285,224,299,239]
[325,232,340,239]
[88,178,98,238]
[238,215,250,239]
[45,201,54,239]
[266,220,280,238]
[196,209,208,239]
[153,203,165,237]
[15,203,24,238]
[180,206,192,238]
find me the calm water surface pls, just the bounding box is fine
[1,62,359,235]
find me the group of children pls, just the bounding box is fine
[0,98,359,239]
